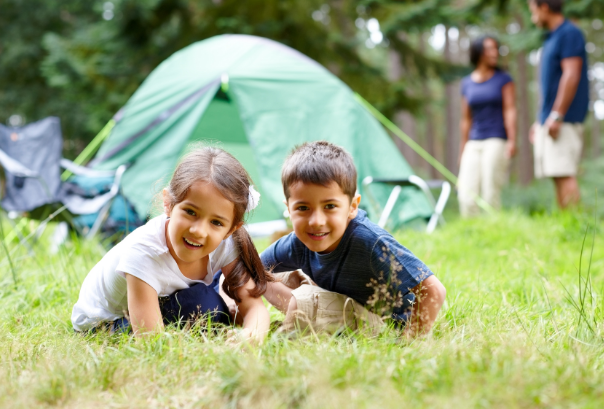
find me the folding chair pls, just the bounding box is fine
[0,117,130,242]
[361,176,451,234]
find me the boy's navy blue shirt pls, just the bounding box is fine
[540,19,589,124]
[261,210,433,317]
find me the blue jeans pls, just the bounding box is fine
[158,271,231,326]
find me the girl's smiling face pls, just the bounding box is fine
[164,181,239,277]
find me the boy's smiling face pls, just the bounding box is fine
[286,181,360,254]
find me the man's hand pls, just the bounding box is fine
[505,140,517,158]
[545,117,562,139]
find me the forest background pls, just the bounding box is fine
[2,0,604,189]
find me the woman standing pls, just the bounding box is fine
[458,36,517,216]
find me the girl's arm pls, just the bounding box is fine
[126,273,164,337]
[502,82,517,158]
[405,275,446,337]
[221,260,270,343]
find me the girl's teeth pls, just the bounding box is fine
[185,238,202,247]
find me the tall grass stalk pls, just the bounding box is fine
[0,213,18,287]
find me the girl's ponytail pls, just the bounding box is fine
[222,227,274,303]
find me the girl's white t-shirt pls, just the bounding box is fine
[71,214,238,331]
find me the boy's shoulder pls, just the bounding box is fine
[345,210,402,253]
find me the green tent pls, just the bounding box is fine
[91,34,432,232]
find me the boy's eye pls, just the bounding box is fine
[211,220,224,227]
[324,204,336,210]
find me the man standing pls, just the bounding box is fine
[529,0,589,208]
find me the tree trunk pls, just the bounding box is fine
[516,50,534,185]
[591,80,601,159]
[419,34,437,178]
[444,27,459,175]
[387,48,420,168]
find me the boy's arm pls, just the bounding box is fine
[263,281,294,314]
[405,275,446,337]
[259,234,303,314]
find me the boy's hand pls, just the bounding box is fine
[405,275,446,337]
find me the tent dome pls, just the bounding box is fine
[93,34,431,230]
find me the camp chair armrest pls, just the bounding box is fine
[60,159,120,178]
[0,148,39,178]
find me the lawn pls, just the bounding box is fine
[1,204,604,407]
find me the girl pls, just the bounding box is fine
[71,147,272,341]
[458,36,517,217]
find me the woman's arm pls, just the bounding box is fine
[405,275,446,337]
[459,96,472,165]
[125,274,164,337]
[502,82,517,158]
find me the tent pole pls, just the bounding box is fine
[61,119,116,180]
[354,93,494,214]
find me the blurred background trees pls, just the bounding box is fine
[1,0,603,185]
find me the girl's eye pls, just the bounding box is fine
[185,209,196,216]
[296,206,309,211]
[211,220,224,227]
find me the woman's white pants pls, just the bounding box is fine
[457,138,509,217]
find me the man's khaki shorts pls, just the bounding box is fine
[534,123,583,178]
[275,270,385,336]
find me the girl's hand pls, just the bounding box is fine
[226,328,254,346]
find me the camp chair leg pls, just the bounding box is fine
[362,176,451,233]
[426,182,451,234]
[378,186,401,228]
[87,200,112,239]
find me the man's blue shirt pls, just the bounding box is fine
[260,210,433,317]
[540,19,589,124]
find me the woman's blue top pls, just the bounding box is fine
[461,70,513,141]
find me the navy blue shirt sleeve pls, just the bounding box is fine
[500,72,513,86]
[260,233,304,273]
[560,27,585,59]
[369,235,433,295]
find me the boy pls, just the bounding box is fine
[262,141,446,336]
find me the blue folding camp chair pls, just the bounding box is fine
[0,117,142,244]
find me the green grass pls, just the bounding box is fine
[1,207,604,407]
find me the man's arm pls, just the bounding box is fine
[546,57,583,139]
[405,275,446,337]
[502,82,517,158]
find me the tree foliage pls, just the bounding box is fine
[1,0,600,151]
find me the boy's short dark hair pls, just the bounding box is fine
[282,141,357,201]
[534,0,563,13]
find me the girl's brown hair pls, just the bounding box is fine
[164,146,273,302]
